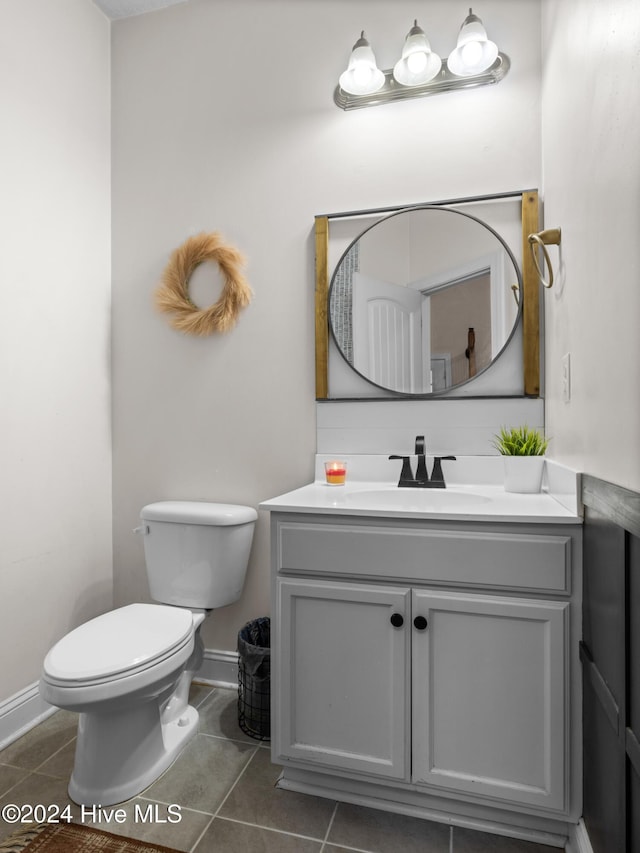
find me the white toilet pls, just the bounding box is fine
[39,500,257,806]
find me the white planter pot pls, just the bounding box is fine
[503,456,545,493]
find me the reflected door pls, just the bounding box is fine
[352,273,426,393]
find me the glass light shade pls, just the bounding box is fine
[393,20,442,87]
[447,9,498,77]
[339,32,385,96]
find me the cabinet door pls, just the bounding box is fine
[274,577,410,779]
[412,590,568,811]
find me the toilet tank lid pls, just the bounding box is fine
[141,501,257,526]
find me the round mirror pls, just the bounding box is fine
[328,205,522,395]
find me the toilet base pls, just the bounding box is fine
[68,701,199,806]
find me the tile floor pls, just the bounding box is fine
[0,684,561,852]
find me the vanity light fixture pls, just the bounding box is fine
[334,8,509,111]
[393,20,442,87]
[447,8,498,76]
[338,31,385,96]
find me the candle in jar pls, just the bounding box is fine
[325,461,347,485]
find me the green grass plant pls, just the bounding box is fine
[492,425,549,456]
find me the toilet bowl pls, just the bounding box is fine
[39,501,257,806]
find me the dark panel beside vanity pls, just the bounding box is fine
[581,475,640,853]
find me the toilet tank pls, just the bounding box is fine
[139,501,257,609]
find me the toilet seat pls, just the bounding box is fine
[43,603,193,687]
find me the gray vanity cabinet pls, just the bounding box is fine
[411,590,567,810]
[275,577,410,779]
[271,513,581,828]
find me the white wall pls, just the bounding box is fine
[541,0,640,490]
[1,0,634,721]
[6,0,632,704]
[0,0,112,702]
[111,0,542,653]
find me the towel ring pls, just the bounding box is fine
[528,227,561,288]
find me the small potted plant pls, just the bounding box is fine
[492,425,549,493]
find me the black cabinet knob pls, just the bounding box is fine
[413,615,428,630]
[390,613,404,628]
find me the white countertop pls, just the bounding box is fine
[260,456,583,525]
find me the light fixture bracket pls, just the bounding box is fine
[334,53,509,111]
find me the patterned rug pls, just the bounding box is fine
[0,823,182,853]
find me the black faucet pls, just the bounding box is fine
[388,435,457,489]
[429,455,457,488]
[388,455,416,487]
[414,435,429,485]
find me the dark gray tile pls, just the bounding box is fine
[197,687,257,744]
[143,732,256,814]
[0,712,77,770]
[81,798,212,851]
[324,848,361,853]
[218,748,335,839]
[0,772,81,841]
[324,848,370,853]
[328,803,451,853]
[194,817,322,852]
[189,681,215,708]
[453,827,558,852]
[36,739,76,780]
[0,764,29,797]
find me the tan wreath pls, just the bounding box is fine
[155,232,252,336]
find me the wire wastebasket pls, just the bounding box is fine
[237,617,270,740]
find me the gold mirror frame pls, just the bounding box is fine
[315,190,540,399]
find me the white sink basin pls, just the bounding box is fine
[344,488,491,512]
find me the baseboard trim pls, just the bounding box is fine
[566,819,594,853]
[196,648,239,689]
[0,682,56,750]
[277,768,569,848]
